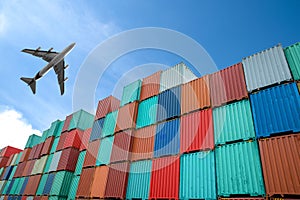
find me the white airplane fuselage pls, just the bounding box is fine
[34,42,76,80]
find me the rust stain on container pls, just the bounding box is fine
[115,101,138,132]
[76,167,96,197]
[180,109,214,153]
[90,165,109,198]
[105,161,130,198]
[210,63,248,107]
[57,147,80,172]
[95,95,120,120]
[83,139,100,168]
[79,128,92,151]
[140,71,162,101]
[40,136,54,156]
[110,130,133,163]
[181,75,210,114]
[259,134,300,196]
[131,125,155,161]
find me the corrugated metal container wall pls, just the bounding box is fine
[40,136,54,156]
[56,133,67,151]
[181,75,210,114]
[50,137,59,154]
[216,141,265,196]
[180,109,214,153]
[140,71,161,101]
[0,147,20,158]
[43,173,55,195]
[110,130,133,163]
[57,148,79,172]
[101,111,118,138]
[115,101,138,132]
[210,63,248,107]
[68,175,80,200]
[258,134,300,196]
[80,128,91,151]
[36,174,48,195]
[31,155,47,175]
[242,44,292,92]
[50,171,73,196]
[250,83,300,138]
[89,118,105,142]
[136,96,158,128]
[157,86,181,122]
[131,125,155,161]
[104,162,129,198]
[33,143,43,159]
[219,198,265,200]
[83,139,100,168]
[180,151,216,199]
[95,95,120,120]
[63,129,82,150]
[48,151,62,172]
[154,119,180,158]
[47,120,62,138]
[43,154,53,173]
[74,150,86,175]
[120,80,142,106]
[90,166,109,198]
[24,175,41,195]
[62,114,72,133]
[213,100,255,145]
[25,134,41,149]
[19,148,31,163]
[76,168,95,198]
[96,136,114,166]
[149,156,180,199]
[160,62,197,92]
[68,110,94,131]
[284,42,300,80]
[126,160,152,200]
[0,158,8,169]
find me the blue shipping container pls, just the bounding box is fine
[154,119,180,158]
[19,177,29,195]
[89,118,105,142]
[43,173,55,195]
[250,83,300,138]
[157,86,181,122]
[2,166,13,180]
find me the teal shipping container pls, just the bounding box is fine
[216,141,265,196]
[74,151,86,175]
[14,177,24,195]
[126,160,152,200]
[180,151,216,200]
[96,135,114,166]
[50,171,73,196]
[10,177,20,195]
[48,120,64,138]
[284,42,300,80]
[41,129,49,142]
[213,99,255,145]
[101,111,118,138]
[68,175,80,200]
[121,79,142,106]
[68,110,94,131]
[36,173,48,195]
[25,134,41,148]
[50,137,59,154]
[44,154,53,173]
[136,96,158,128]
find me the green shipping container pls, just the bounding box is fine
[41,129,49,142]
[68,175,80,200]
[213,99,255,145]
[101,111,118,138]
[50,171,73,196]
[126,160,152,200]
[136,96,158,128]
[216,141,265,196]
[2,180,10,194]
[44,154,54,173]
[14,152,22,165]
[49,197,67,200]
[121,79,142,106]
[50,137,59,154]
[96,136,114,166]
[25,134,41,148]
[14,177,24,194]
[48,120,64,138]
[180,151,216,200]
[74,151,86,175]
[68,109,94,131]
[284,42,300,80]
[9,178,20,195]
[36,173,48,195]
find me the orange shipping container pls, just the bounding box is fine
[76,167,96,197]
[115,101,138,132]
[19,148,31,163]
[181,75,210,114]
[83,139,100,168]
[23,174,41,195]
[131,125,155,161]
[259,134,300,196]
[95,95,120,120]
[140,71,162,101]
[90,165,109,198]
[110,130,133,163]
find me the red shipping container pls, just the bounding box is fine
[62,114,72,133]
[56,132,67,151]
[14,161,26,178]
[83,140,100,168]
[131,125,155,161]
[33,143,44,159]
[140,71,162,101]
[180,109,214,153]
[105,162,129,199]
[57,148,80,172]
[5,154,14,167]
[95,95,120,120]
[115,101,138,132]
[110,130,133,163]
[79,128,92,151]
[0,157,9,168]
[150,156,180,199]
[23,174,41,195]
[0,146,22,158]
[19,148,31,163]
[22,159,35,177]
[76,167,96,197]
[63,129,82,150]
[27,145,37,160]
[40,136,54,156]
[210,63,248,107]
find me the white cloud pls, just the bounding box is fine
[0,107,41,149]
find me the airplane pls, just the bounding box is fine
[20,42,76,95]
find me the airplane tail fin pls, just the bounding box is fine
[20,77,36,94]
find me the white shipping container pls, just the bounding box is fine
[31,155,48,175]
[48,151,62,172]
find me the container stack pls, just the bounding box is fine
[0,42,300,199]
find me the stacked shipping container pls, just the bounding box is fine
[1,42,300,199]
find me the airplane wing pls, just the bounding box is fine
[22,49,58,63]
[53,60,65,95]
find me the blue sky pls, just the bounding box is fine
[0,0,299,149]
